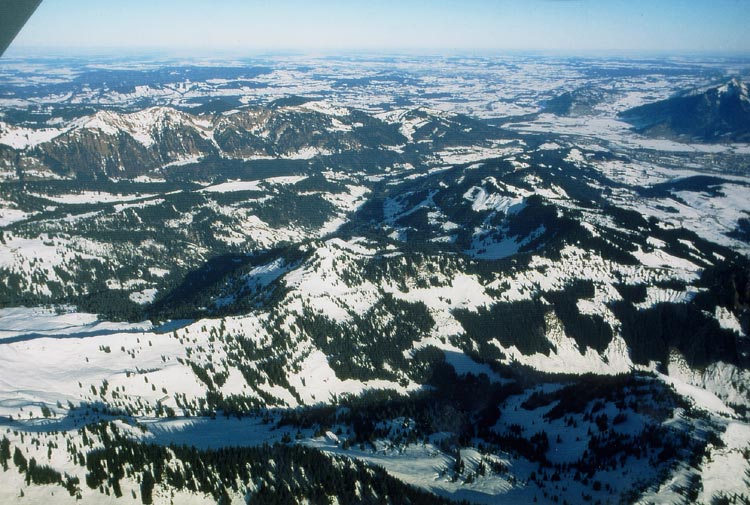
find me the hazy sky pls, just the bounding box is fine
[10,0,750,54]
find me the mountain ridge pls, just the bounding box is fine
[619,78,750,142]
[0,104,511,180]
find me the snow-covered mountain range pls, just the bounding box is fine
[1,54,749,504]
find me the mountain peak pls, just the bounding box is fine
[619,78,750,142]
[716,77,749,102]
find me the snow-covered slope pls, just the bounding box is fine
[619,78,750,142]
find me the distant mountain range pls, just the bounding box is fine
[0,104,401,179]
[0,104,505,180]
[619,78,750,142]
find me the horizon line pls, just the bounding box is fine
[5,45,750,60]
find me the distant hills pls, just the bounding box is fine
[619,78,750,143]
[544,87,617,116]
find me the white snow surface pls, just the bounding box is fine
[30,191,157,205]
[463,186,525,214]
[198,176,307,193]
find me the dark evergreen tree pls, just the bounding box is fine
[140,470,154,505]
[0,437,10,471]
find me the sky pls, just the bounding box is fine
[9,0,750,55]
